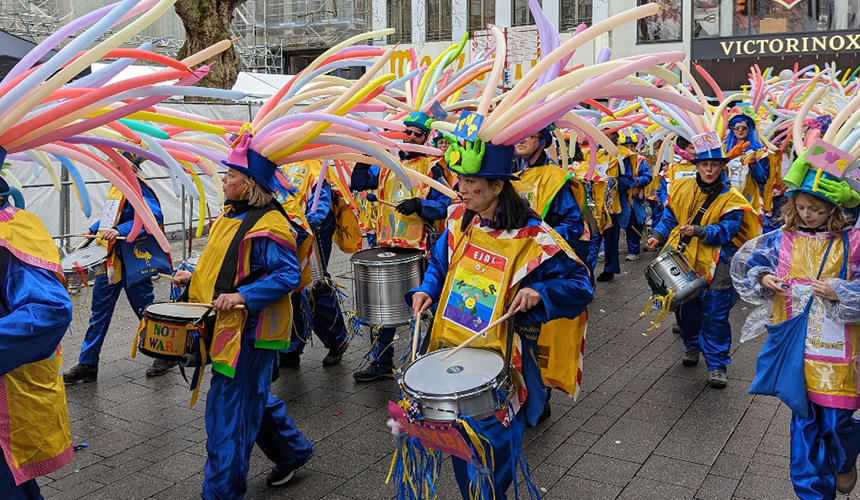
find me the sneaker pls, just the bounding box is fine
[682,348,700,367]
[597,251,605,261]
[266,461,306,487]
[145,358,177,377]
[322,343,347,366]
[352,363,394,383]
[836,466,857,494]
[63,363,98,384]
[672,324,681,335]
[595,271,614,282]
[625,254,639,261]
[708,369,728,389]
[537,403,552,425]
[279,351,300,368]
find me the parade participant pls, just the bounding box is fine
[656,136,697,206]
[616,130,652,262]
[646,146,760,388]
[405,139,593,499]
[591,130,633,282]
[64,153,173,383]
[350,111,451,382]
[642,139,664,230]
[512,126,586,250]
[734,153,860,499]
[278,159,349,367]
[0,174,74,499]
[171,132,311,498]
[724,113,770,207]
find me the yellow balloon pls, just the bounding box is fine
[124,111,227,135]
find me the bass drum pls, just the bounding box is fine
[351,247,423,327]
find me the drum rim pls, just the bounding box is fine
[351,247,423,264]
[144,302,212,323]
[399,347,507,399]
[61,247,108,270]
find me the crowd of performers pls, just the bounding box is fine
[3,2,860,500]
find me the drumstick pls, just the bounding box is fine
[410,312,421,363]
[183,301,246,310]
[440,310,516,361]
[158,273,182,284]
[72,238,90,251]
[373,199,399,209]
[70,233,127,241]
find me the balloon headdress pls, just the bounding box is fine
[223,129,278,193]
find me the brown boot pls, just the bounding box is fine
[836,467,857,494]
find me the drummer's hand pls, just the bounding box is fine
[646,237,660,251]
[678,225,695,237]
[174,269,193,285]
[212,292,245,311]
[760,274,786,293]
[412,292,433,315]
[101,228,121,241]
[508,287,541,314]
[812,280,839,301]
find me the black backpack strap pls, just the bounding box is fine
[213,205,274,297]
[679,189,721,249]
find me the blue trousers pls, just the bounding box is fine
[648,199,663,228]
[675,287,738,371]
[590,214,621,274]
[790,402,860,500]
[287,283,348,355]
[256,395,314,470]
[452,412,526,500]
[371,327,397,365]
[202,342,276,499]
[0,457,41,500]
[79,273,153,365]
[625,220,644,255]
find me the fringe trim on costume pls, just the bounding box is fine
[640,288,675,331]
[386,426,444,500]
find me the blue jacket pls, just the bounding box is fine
[350,161,450,221]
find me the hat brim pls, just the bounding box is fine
[454,171,520,181]
[221,160,275,192]
[786,187,838,205]
[691,157,729,164]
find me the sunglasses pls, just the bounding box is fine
[404,129,426,138]
[733,125,749,131]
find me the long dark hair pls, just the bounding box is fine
[461,180,536,231]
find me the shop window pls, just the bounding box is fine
[427,0,453,41]
[388,0,412,43]
[693,0,850,38]
[513,0,538,26]
[637,0,682,42]
[559,0,593,31]
[469,0,496,32]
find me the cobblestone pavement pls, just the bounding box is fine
[42,242,858,499]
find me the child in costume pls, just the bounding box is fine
[616,129,652,262]
[64,153,174,382]
[172,133,313,497]
[647,146,760,388]
[733,153,860,499]
[403,140,593,499]
[0,173,74,499]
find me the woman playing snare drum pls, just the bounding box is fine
[172,132,313,497]
[406,140,593,499]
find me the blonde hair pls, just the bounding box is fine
[780,191,847,235]
[241,174,274,208]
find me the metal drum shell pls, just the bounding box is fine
[351,248,424,327]
[398,347,509,423]
[644,251,707,308]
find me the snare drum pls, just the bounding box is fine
[62,246,108,289]
[399,347,509,422]
[137,303,212,361]
[351,247,424,326]
[644,251,707,308]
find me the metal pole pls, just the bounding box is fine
[181,184,187,261]
[60,168,70,254]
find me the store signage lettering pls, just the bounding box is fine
[692,31,860,59]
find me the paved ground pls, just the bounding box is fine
[41,240,858,499]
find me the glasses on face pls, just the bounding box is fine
[733,125,749,132]
[404,129,425,138]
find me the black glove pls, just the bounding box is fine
[366,193,378,202]
[353,162,372,172]
[396,198,421,216]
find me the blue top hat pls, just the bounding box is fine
[450,141,518,180]
[403,111,433,133]
[221,132,277,193]
[786,168,841,205]
[691,147,729,163]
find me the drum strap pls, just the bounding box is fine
[679,189,720,250]
[213,201,283,297]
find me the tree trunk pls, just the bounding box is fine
[174,0,247,92]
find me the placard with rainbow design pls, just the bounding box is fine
[442,243,507,333]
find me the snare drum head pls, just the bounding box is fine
[403,348,504,396]
[351,247,422,263]
[62,246,108,272]
[145,302,211,321]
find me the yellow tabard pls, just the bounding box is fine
[662,161,696,188]
[762,151,783,213]
[430,207,588,398]
[377,156,434,250]
[665,177,760,281]
[188,208,296,377]
[281,159,322,204]
[771,230,860,408]
[513,163,574,219]
[585,149,621,232]
[643,155,662,201]
[0,206,72,482]
[98,186,126,283]
[280,195,314,291]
